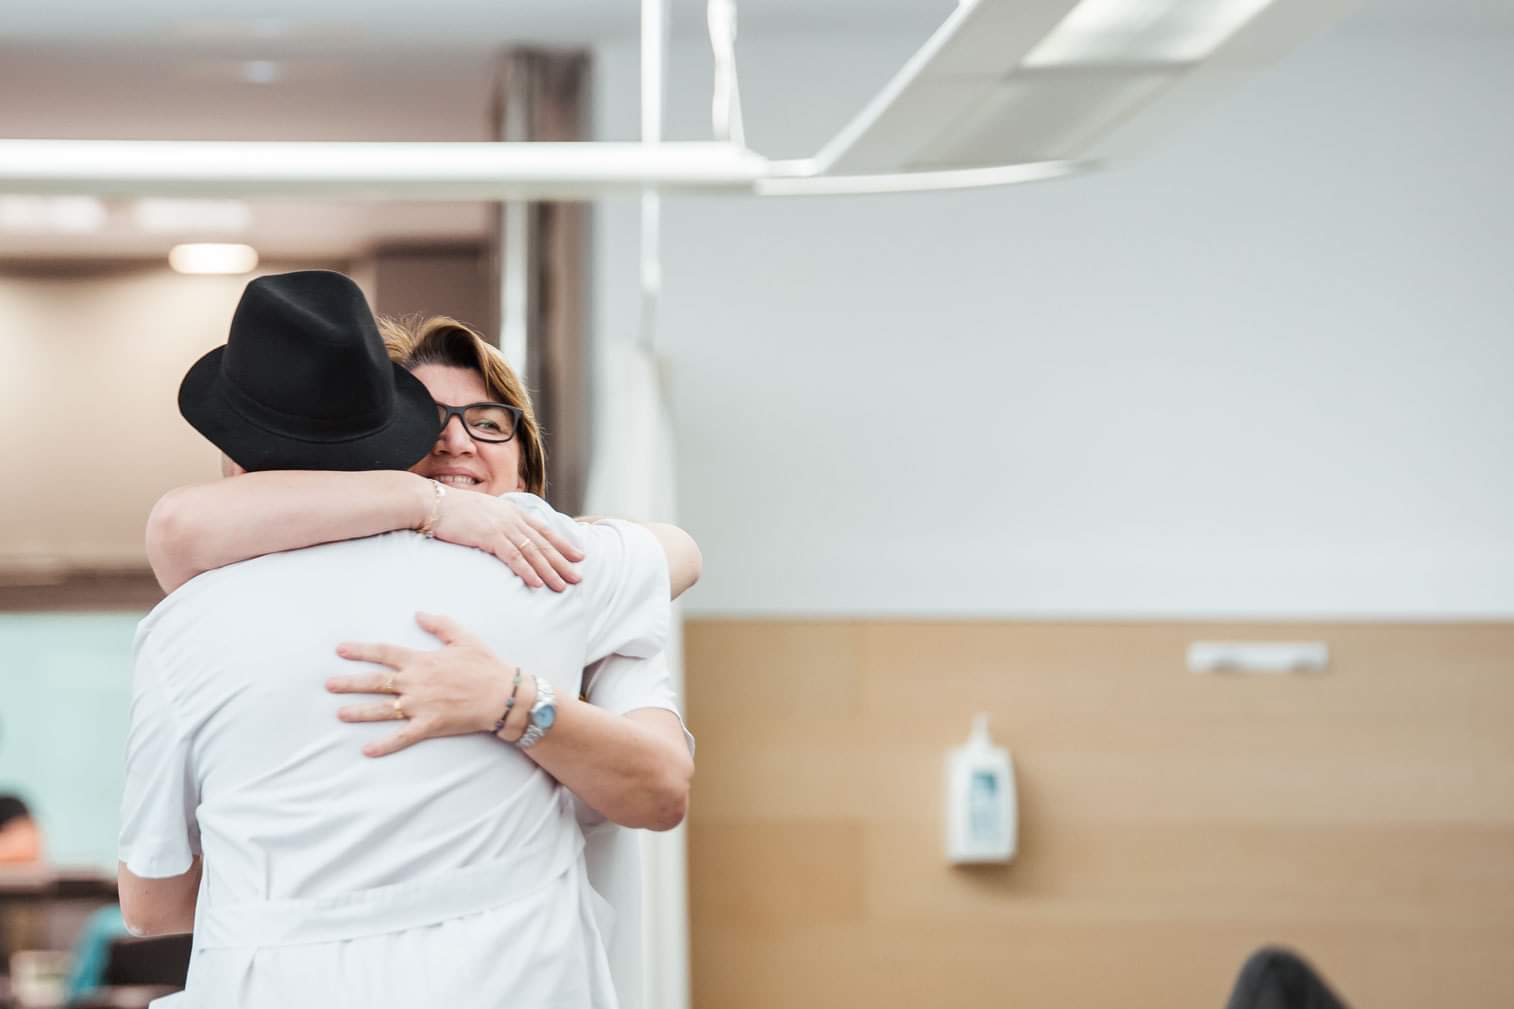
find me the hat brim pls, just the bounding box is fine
[178,346,441,472]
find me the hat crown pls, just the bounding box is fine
[222,271,393,430]
[177,269,440,473]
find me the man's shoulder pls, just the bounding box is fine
[137,533,396,630]
[176,532,411,589]
[141,533,424,627]
[499,492,584,545]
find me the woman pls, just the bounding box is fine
[146,315,696,837]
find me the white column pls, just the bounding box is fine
[634,2,692,1008]
[584,2,690,1007]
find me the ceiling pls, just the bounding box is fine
[0,42,502,261]
[0,0,1504,47]
[0,1,945,48]
[0,0,1505,261]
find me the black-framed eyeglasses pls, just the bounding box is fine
[435,402,523,444]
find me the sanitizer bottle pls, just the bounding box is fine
[945,713,1017,864]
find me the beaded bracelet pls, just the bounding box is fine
[492,669,524,737]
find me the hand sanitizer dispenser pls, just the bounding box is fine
[945,713,1017,864]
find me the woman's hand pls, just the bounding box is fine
[328,612,519,758]
[429,489,584,591]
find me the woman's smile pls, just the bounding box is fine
[409,363,524,497]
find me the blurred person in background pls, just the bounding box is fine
[1223,947,1352,1009]
[118,270,694,1008]
[0,794,44,864]
[143,310,695,1008]
[62,905,131,1004]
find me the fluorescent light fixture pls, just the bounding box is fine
[132,198,252,234]
[0,195,106,233]
[169,243,259,275]
[241,60,283,84]
[1024,0,1275,67]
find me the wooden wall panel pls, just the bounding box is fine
[683,621,1514,1009]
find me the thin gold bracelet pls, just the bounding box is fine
[419,479,447,538]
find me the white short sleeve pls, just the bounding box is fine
[571,523,670,661]
[582,652,695,757]
[500,494,670,661]
[118,636,200,878]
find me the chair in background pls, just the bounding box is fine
[66,933,190,1009]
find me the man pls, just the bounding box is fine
[117,271,671,1007]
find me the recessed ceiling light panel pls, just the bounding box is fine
[133,199,252,234]
[169,243,259,275]
[0,195,106,233]
[241,61,283,85]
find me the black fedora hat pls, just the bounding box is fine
[179,270,440,472]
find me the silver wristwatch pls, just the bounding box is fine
[516,675,558,749]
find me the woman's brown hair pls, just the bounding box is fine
[377,316,547,497]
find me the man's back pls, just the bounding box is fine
[120,498,667,1007]
[146,529,591,899]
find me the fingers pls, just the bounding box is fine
[534,519,585,564]
[338,701,408,723]
[415,611,473,646]
[363,727,424,759]
[507,518,581,593]
[519,537,570,593]
[336,641,416,669]
[325,672,398,695]
[523,525,581,592]
[478,512,582,592]
[495,542,547,589]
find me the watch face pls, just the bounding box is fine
[532,704,557,730]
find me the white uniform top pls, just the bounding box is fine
[119,494,668,1009]
[577,653,695,1009]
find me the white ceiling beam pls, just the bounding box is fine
[0,139,771,200]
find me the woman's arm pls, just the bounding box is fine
[146,472,584,594]
[147,471,430,592]
[520,702,692,830]
[643,523,702,598]
[329,614,693,830]
[579,517,701,598]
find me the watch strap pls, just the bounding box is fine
[516,676,557,750]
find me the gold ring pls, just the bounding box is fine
[517,539,534,552]
[393,699,407,719]
[383,672,397,693]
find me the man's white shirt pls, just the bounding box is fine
[119,494,668,1008]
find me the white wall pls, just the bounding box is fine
[0,614,137,869]
[0,263,341,572]
[592,11,1514,618]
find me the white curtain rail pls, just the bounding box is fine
[0,138,1085,200]
[0,139,772,200]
